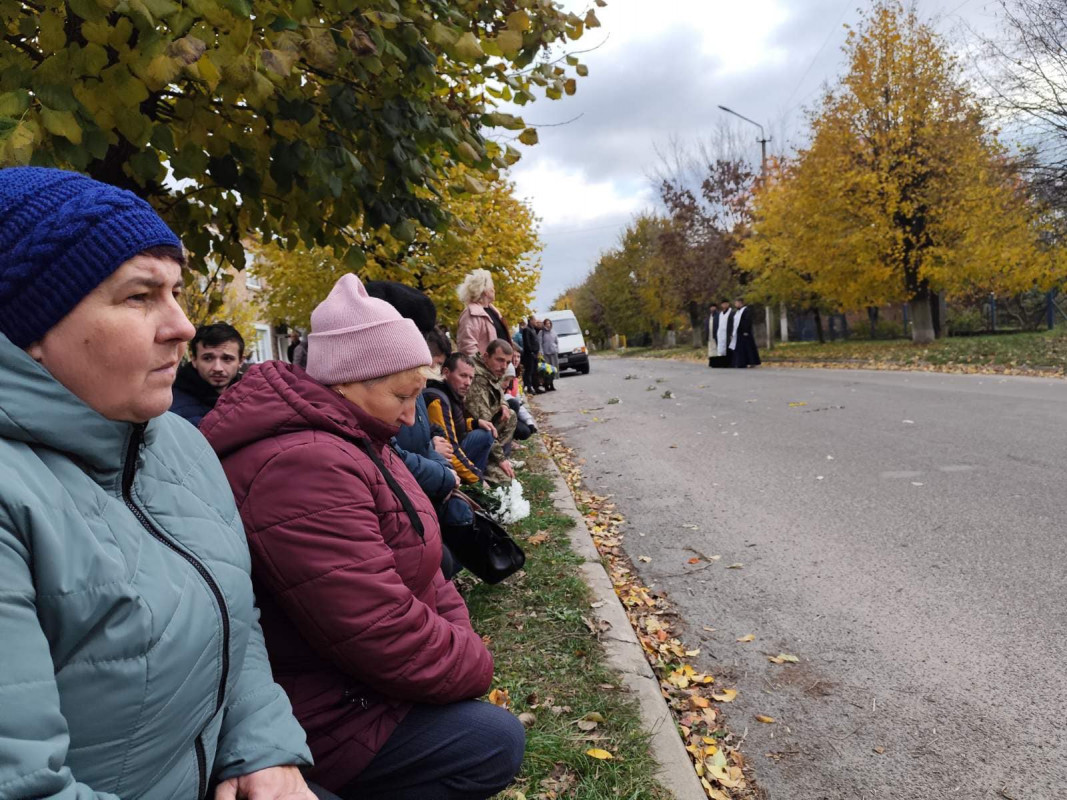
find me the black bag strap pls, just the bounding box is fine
[354,438,425,540]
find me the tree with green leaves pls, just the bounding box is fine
[0,0,601,280]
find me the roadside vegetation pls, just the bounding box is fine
[462,441,671,800]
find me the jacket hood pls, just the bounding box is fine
[0,333,139,477]
[202,360,399,459]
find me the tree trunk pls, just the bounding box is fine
[931,291,943,339]
[910,291,935,344]
[812,308,825,344]
[867,306,879,338]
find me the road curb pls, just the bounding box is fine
[537,445,707,800]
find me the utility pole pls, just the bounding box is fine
[718,105,775,350]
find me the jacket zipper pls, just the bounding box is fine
[122,424,230,798]
[194,736,207,800]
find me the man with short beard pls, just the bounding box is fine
[170,323,244,425]
[466,339,519,483]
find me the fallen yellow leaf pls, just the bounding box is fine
[768,653,800,664]
[711,688,738,702]
[726,563,744,569]
[527,532,550,545]
[737,634,755,642]
[707,764,742,788]
[585,748,613,760]
[488,688,510,708]
[755,714,775,723]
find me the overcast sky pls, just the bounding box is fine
[508,0,1003,312]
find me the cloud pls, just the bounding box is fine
[512,160,652,227]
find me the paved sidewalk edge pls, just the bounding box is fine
[538,446,707,800]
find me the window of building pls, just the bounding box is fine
[252,324,273,362]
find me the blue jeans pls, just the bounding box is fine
[338,700,525,799]
[460,429,493,475]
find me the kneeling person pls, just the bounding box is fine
[466,339,519,484]
[202,274,524,799]
[425,353,497,484]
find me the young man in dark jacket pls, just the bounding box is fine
[170,322,244,425]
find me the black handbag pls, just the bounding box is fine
[441,491,526,584]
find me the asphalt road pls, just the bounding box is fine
[533,357,1067,800]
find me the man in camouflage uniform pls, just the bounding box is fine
[465,338,519,484]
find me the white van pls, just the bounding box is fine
[542,309,589,374]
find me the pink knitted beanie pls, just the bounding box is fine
[306,273,431,385]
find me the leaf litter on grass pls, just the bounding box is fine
[543,433,760,799]
[463,440,672,800]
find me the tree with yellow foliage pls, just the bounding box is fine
[740,2,1059,343]
[179,268,263,350]
[252,164,540,331]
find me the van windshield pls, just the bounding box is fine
[550,317,581,335]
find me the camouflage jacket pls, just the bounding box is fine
[467,355,508,460]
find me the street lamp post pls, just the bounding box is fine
[717,105,779,350]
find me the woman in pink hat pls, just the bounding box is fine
[201,274,525,799]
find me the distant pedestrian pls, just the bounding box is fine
[729,298,761,368]
[292,331,309,368]
[539,319,559,390]
[287,328,302,362]
[521,315,541,393]
[513,318,526,351]
[705,302,717,363]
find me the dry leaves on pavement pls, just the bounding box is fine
[543,433,759,799]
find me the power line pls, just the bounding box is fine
[781,0,854,113]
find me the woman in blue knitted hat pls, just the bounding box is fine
[0,167,317,800]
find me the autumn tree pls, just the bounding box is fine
[0,0,600,277]
[253,163,540,330]
[554,213,677,344]
[657,157,752,343]
[744,2,1057,343]
[737,159,843,343]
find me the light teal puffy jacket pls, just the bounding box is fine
[0,336,312,800]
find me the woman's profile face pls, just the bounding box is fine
[340,371,427,428]
[482,284,496,304]
[26,255,195,423]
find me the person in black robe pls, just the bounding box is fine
[709,299,732,368]
[728,298,761,368]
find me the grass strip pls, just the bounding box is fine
[607,328,1067,377]
[462,440,672,800]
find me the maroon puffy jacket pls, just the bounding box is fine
[201,361,493,789]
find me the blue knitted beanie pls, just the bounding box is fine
[0,167,182,348]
